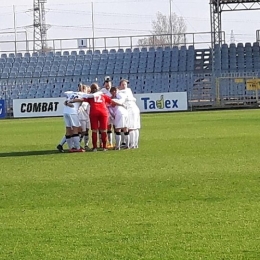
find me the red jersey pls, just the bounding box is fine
[83,94,111,116]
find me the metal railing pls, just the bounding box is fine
[0,31,223,54]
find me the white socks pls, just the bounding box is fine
[129,130,139,148]
[129,130,135,148]
[66,136,73,149]
[59,136,66,146]
[115,133,121,148]
[134,129,139,148]
[72,135,80,149]
[121,132,126,144]
[124,133,130,148]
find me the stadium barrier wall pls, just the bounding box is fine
[12,92,188,118]
[135,92,187,112]
[0,100,6,119]
[13,98,64,118]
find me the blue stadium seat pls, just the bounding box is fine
[6,43,258,99]
[49,71,57,77]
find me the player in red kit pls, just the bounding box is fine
[69,83,123,151]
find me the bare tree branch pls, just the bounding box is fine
[138,12,187,48]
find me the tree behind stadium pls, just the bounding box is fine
[138,12,187,48]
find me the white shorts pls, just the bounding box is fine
[127,105,141,129]
[114,113,128,129]
[80,120,90,131]
[63,113,81,128]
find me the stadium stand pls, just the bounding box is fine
[1,42,260,109]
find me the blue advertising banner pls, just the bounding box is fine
[0,100,6,119]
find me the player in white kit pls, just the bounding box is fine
[118,79,140,149]
[63,90,85,152]
[57,84,93,153]
[108,86,129,150]
[78,100,91,150]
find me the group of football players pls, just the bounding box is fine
[56,76,141,152]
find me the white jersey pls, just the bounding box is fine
[109,93,128,129]
[63,91,95,115]
[118,88,136,108]
[118,88,140,129]
[100,87,112,97]
[109,93,127,118]
[109,105,128,119]
[78,102,90,121]
[63,91,83,115]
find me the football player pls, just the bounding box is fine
[118,79,140,149]
[109,86,129,150]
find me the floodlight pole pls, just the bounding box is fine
[169,0,173,47]
[33,0,48,52]
[13,5,17,54]
[91,1,95,51]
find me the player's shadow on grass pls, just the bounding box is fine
[0,150,62,158]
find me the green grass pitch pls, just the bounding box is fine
[1,110,260,259]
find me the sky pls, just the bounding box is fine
[0,0,259,52]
